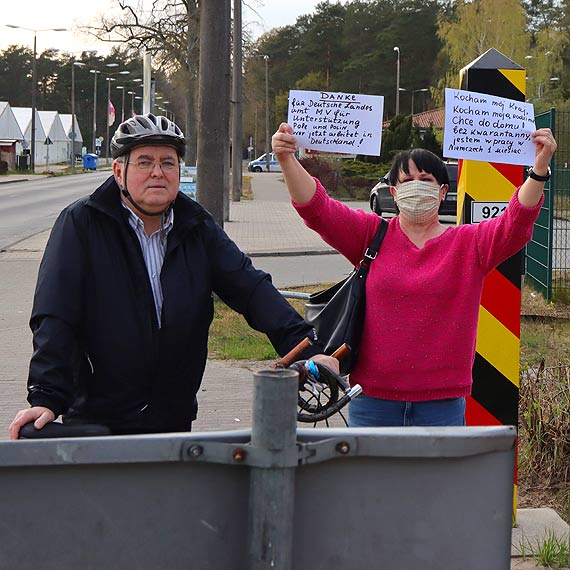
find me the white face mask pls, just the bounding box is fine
[395,180,442,224]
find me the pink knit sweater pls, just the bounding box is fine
[294,179,543,401]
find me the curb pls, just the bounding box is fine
[0,178,31,185]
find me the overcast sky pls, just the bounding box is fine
[1,0,340,55]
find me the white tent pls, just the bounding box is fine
[38,111,70,164]
[12,107,47,166]
[0,102,24,170]
[60,113,84,161]
[0,102,24,141]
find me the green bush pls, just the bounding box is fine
[299,157,389,201]
[339,175,377,200]
[340,160,391,179]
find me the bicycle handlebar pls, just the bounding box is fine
[276,339,362,424]
[20,338,359,436]
[19,422,112,439]
[274,337,314,369]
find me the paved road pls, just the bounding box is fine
[0,171,110,249]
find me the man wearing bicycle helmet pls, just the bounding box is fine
[9,113,326,438]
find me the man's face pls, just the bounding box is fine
[113,145,180,214]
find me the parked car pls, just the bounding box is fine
[369,162,458,216]
[247,152,282,173]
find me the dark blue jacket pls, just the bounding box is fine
[28,176,318,433]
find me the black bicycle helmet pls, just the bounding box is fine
[111,113,186,158]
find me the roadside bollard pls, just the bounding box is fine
[247,368,298,570]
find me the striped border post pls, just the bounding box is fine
[457,48,526,524]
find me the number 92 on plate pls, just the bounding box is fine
[470,201,508,223]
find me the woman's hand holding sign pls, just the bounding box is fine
[531,128,557,174]
[519,128,557,208]
[272,123,297,158]
[272,123,317,205]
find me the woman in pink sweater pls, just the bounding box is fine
[272,123,557,427]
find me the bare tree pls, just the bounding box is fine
[84,0,200,163]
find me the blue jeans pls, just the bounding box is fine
[348,393,466,427]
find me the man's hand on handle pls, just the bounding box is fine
[9,407,56,440]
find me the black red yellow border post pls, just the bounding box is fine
[457,48,525,524]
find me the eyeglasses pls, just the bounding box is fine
[127,160,179,173]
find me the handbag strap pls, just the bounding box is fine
[360,218,388,270]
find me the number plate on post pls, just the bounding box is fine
[471,201,509,224]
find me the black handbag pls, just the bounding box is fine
[305,219,388,374]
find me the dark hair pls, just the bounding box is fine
[387,149,449,186]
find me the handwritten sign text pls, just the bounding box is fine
[443,88,536,165]
[287,90,384,156]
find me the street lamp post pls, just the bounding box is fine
[70,59,85,172]
[162,101,171,121]
[263,55,270,173]
[90,69,101,154]
[116,85,126,122]
[128,91,135,116]
[105,76,116,164]
[411,88,429,116]
[5,25,66,172]
[132,78,143,116]
[232,0,243,201]
[89,64,129,160]
[393,46,400,117]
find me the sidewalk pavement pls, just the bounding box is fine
[0,173,50,185]
[0,171,567,567]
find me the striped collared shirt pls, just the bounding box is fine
[122,203,174,326]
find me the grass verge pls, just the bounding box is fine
[208,286,315,360]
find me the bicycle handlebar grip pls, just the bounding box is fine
[330,343,351,361]
[19,421,112,439]
[274,337,313,369]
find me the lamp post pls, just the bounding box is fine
[263,54,270,173]
[161,101,171,121]
[128,91,135,116]
[104,71,130,162]
[393,46,400,117]
[5,24,66,172]
[116,85,126,122]
[132,78,143,116]
[411,88,428,116]
[90,69,101,154]
[105,76,116,163]
[70,59,85,172]
[232,0,243,201]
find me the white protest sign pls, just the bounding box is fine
[443,88,536,165]
[287,90,384,156]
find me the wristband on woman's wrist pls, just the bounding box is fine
[528,166,551,182]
